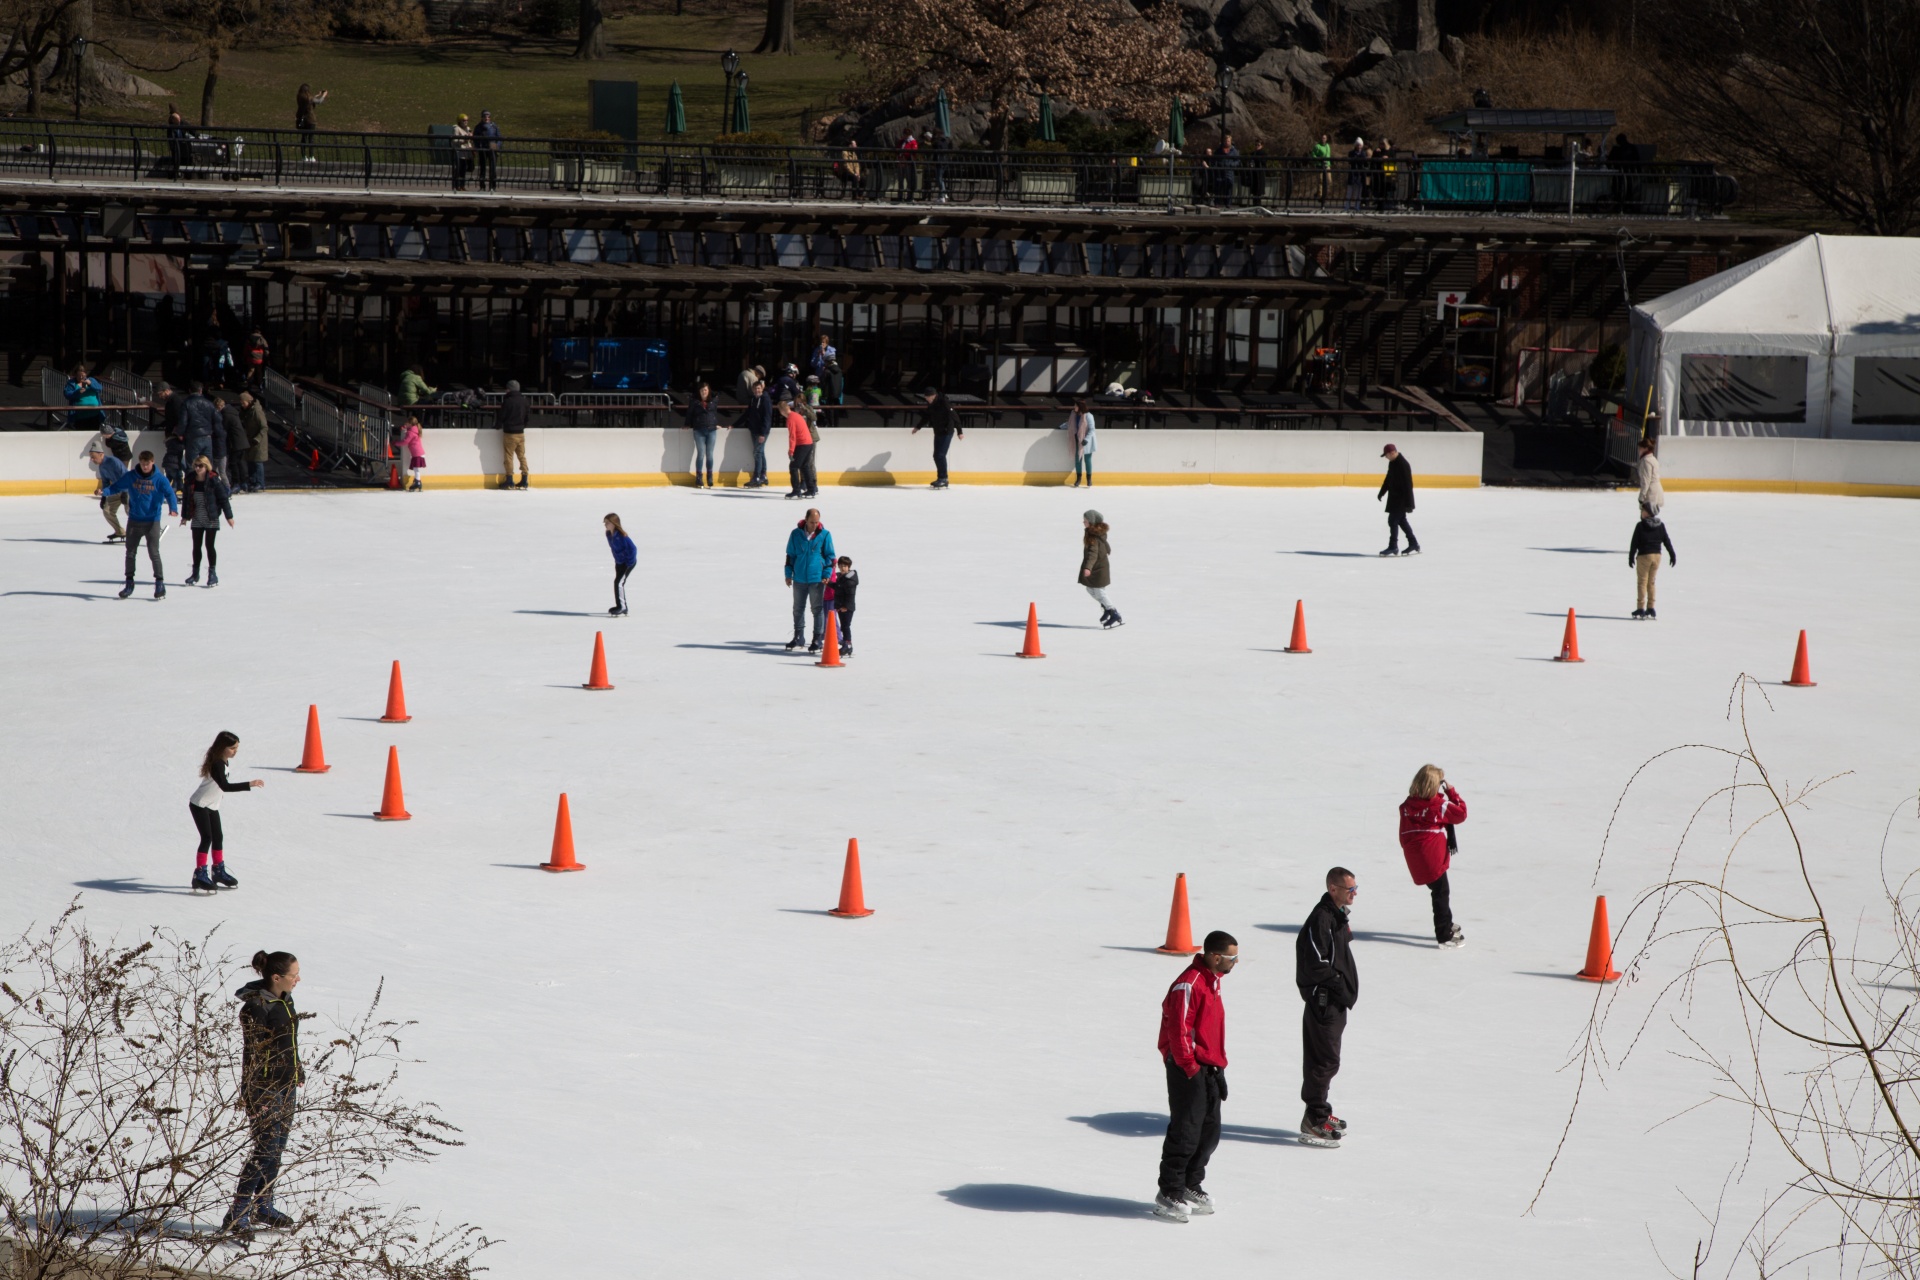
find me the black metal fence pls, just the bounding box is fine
[0,120,1738,216]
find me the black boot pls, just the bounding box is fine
[212,864,239,889]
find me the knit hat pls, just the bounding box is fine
[1083,509,1104,524]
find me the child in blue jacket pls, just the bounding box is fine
[604,513,636,616]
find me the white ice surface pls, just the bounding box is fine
[2,483,1916,1279]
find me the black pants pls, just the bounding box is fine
[190,803,223,855]
[1428,871,1453,943]
[1386,511,1419,553]
[836,607,854,649]
[613,562,633,611]
[932,430,953,483]
[1159,1059,1224,1195]
[477,151,498,190]
[191,526,219,576]
[124,521,164,582]
[1301,1006,1346,1124]
[790,444,817,496]
[234,1090,294,1215]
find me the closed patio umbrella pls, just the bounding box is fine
[1037,91,1056,143]
[665,81,687,136]
[935,87,951,138]
[731,73,751,135]
[1168,96,1185,149]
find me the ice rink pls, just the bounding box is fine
[2,481,1916,1279]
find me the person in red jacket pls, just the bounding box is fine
[1153,930,1237,1223]
[1399,764,1468,947]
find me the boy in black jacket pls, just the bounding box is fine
[1295,867,1360,1146]
[1628,503,1677,620]
[832,556,858,656]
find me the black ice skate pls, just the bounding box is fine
[212,865,239,889]
[191,869,217,894]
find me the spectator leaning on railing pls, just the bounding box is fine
[64,365,104,431]
[495,379,529,489]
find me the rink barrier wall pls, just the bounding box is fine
[1657,436,1920,498]
[1,428,1481,494]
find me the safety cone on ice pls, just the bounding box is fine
[1156,873,1201,955]
[816,612,844,667]
[540,793,585,872]
[386,463,401,490]
[1553,608,1585,663]
[1575,895,1622,982]
[583,632,614,690]
[1784,630,1817,687]
[1284,599,1313,654]
[379,660,412,722]
[293,704,330,773]
[827,838,874,917]
[373,746,411,821]
[1017,603,1047,659]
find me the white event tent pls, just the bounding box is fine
[1627,234,1920,439]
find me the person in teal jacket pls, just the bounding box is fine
[102,450,179,598]
[783,508,836,651]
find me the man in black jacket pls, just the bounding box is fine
[911,388,963,488]
[496,379,530,489]
[1377,443,1419,556]
[1295,866,1359,1146]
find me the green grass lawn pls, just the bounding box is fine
[119,13,853,141]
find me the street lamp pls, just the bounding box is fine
[1215,62,1234,143]
[721,48,740,133]
[71,35,86,121]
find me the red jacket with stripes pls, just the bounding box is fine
[1399,787,1467,886]
[1157,959,1226,1076]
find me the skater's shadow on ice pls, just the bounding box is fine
[939,1184,1154,1219]
[1256,923,1433,949]
[2,590,115,601]
[1530,547,1616,554]
[1525,610,1638,622]
[74,877,194,896]
[1286,551,1375,558]
[5,537,103,545]
[515,610,608,618]
[1069,1113,1307,1147]
[976,620,1104,631]
[676,641,798,654]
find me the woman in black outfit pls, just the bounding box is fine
[180,455,235,587]
[226,949,303,1236]
[190,730,262,892]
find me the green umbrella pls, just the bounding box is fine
[1037,91,1056,143]
[731,73,751,135]
[1168,96,1185,148]
[665,81,687,136]
[935,87,951,138]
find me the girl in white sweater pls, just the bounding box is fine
[190,731,263,892]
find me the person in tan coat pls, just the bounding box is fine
[1079,510,1122,628]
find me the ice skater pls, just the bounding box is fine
[684,381,719,488]
[784,400,818,500]
[1628,502,1676,620]
[103,449,178,599]
[832,555,858,656]
[180,456,234,587]
[1060,398,1096,487]
[1295,867,1358,1147]
[1398,765,1467,947]
[784,507,836,651]
[1079,510,1122,628]
[190,731,263,893]
[1377,443,1419,556]
[911,388,962,488]
[1635,438,1664,515]
[88,441,127,542]
[604,512,636,616]
[399,413,426,491]
[225,950,302,1236]
[1154,929,1237,1223]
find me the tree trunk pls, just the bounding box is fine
[26,47,41,116]
[200,42,219,127]
[575,0,605,59]
[753,0,796,54]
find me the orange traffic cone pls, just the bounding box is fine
[583,632,614,690]
[1017,602,1047,658]
[540,793,586,872]
[386,463,401,490]
[293,704,330,774]
[1156,873,1201,955]
[827,838,874,917]
[379,660,412,722]
[1784,630,1816,687]
[1575,895,1622,982]
[816,611,844,667]
[1553,608,1585,663]
[1284,599,1313,654]
[373,746,411,821]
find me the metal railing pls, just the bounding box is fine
[0,119,1739,216]
[260,369,388,477]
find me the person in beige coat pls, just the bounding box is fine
[1636,439,1664,515]
[1079,510,1121,628]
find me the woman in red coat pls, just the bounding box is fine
[1399,764,1467,948]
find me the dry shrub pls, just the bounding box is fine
[330,0,428,39]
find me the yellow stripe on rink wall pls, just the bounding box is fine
[405,471,1489,491]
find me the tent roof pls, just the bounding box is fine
[1634,235,1920,355]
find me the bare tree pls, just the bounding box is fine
[129,0,313,127]
[1533,676,1919,1277]
[832,0,1211,146]
[0,905,491,1280]
[0,0,92,115]
[575,0,605,59]
[1647,0,1920,234]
